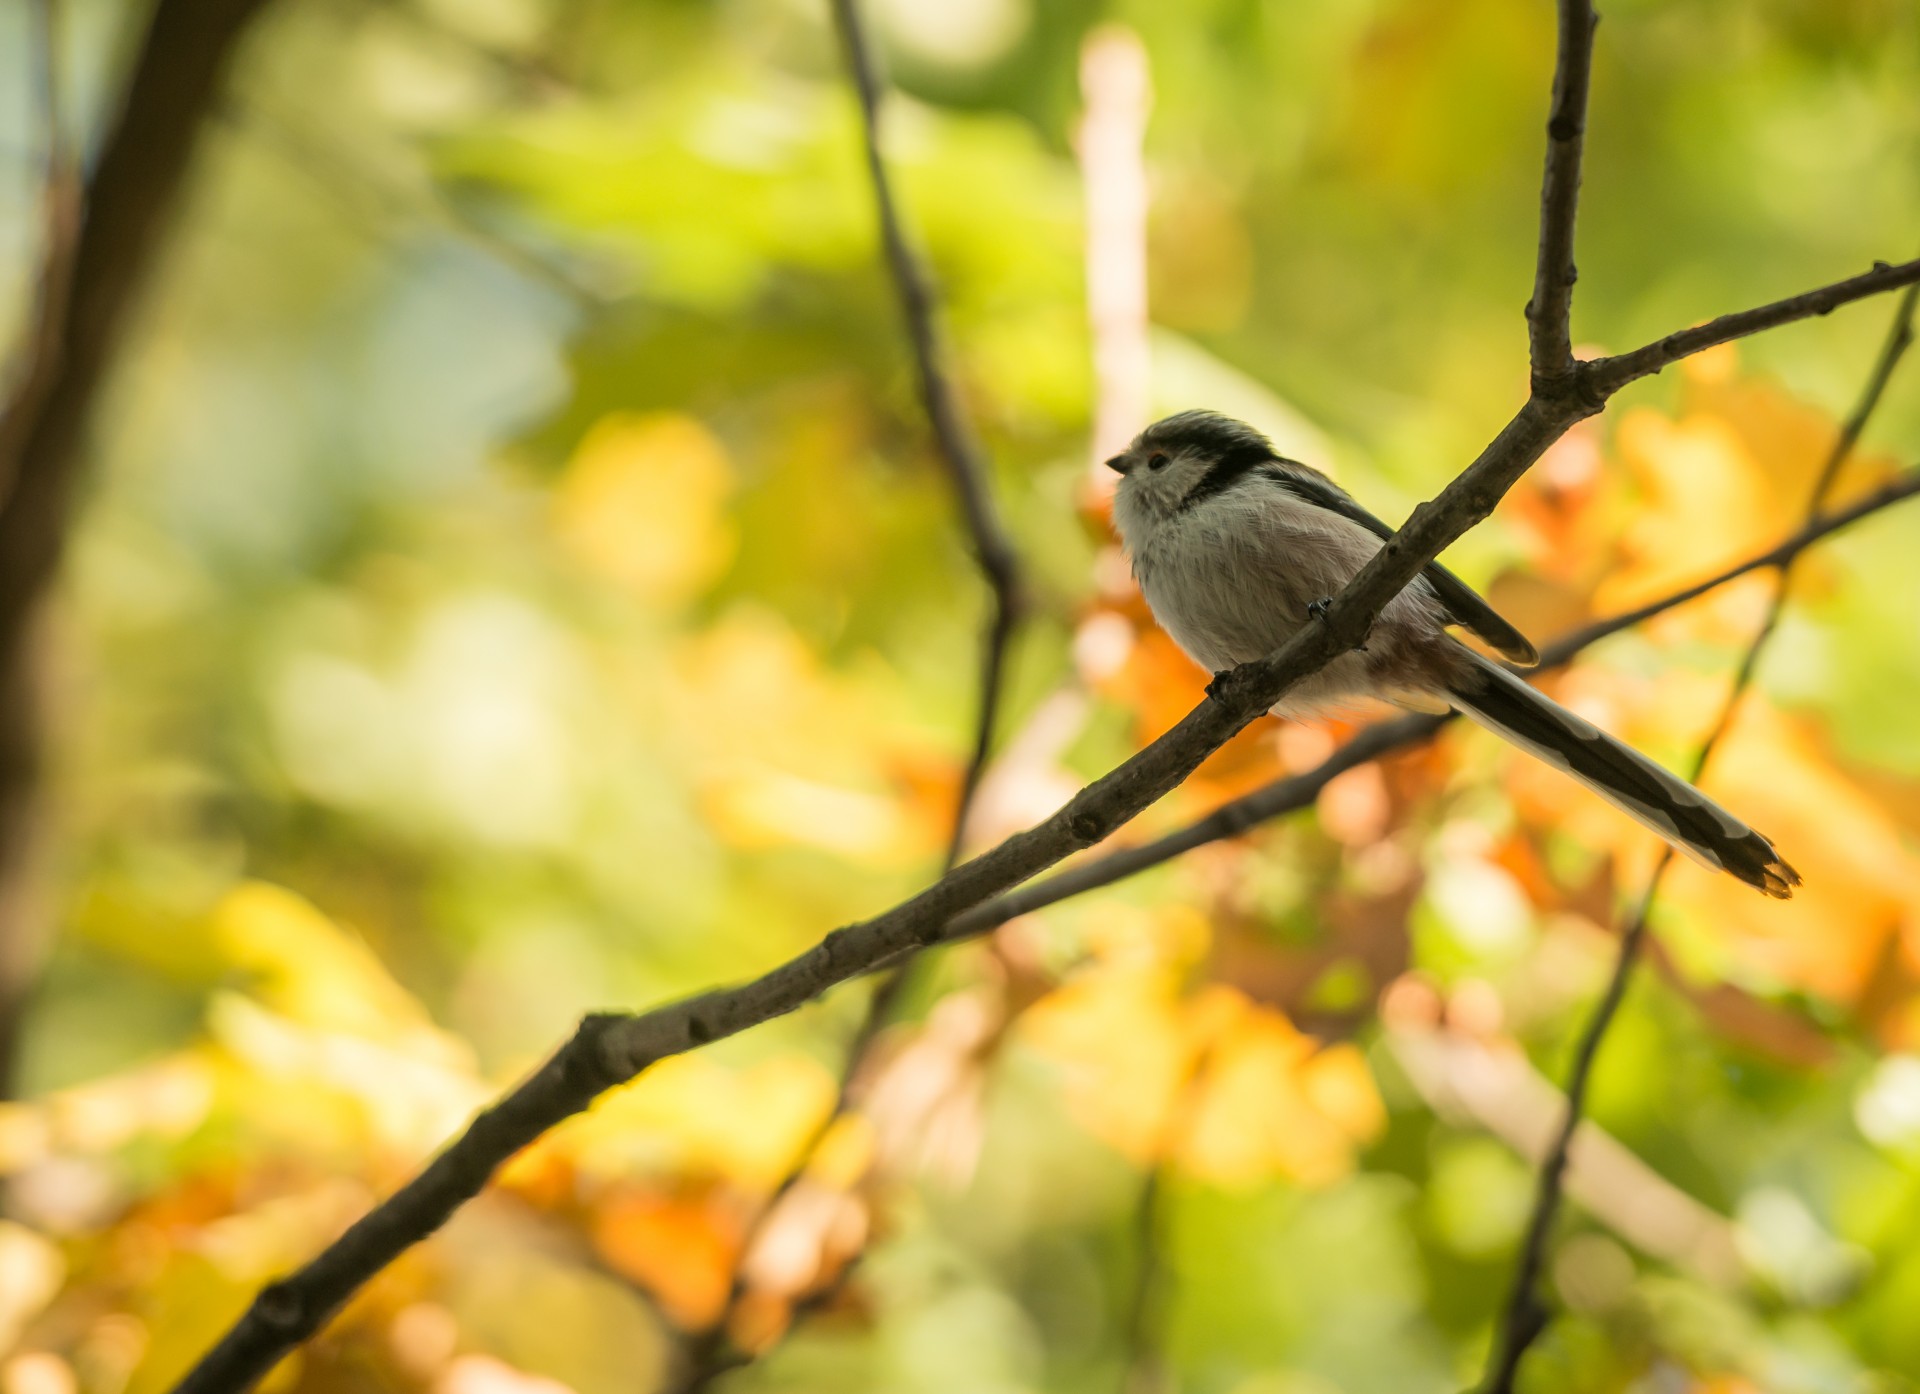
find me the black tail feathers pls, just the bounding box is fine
[1445,654,1800,899]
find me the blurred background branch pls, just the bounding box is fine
[673,1,1042,1382]
[0,0,276,1097]
[829,0,1027,872]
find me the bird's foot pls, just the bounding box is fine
[1205,669,1233,701]
[1308,595,1370,651]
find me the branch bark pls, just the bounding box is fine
[1480,279,1920,1394]
[0,0,276,1095]
[1526,0,1597,388]
[1588,256,1920,397]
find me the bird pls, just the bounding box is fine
[1105,408,1800,899]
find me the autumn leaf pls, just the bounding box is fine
[552,412,737,606]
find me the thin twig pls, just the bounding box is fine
[674,6,1030,1383]
[1589,257,1920,397]
[1526,0,1598,387]
[830,0,1027,866]
[1122,1164,1174,1394]
[1480,279,1920,1394]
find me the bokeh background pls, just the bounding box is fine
[3,0,1920,1391]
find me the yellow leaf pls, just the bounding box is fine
[213,883,440,1048]
[1595,408,1775,625]
[1018,968,1196,1164]
[552,412,735,605]
[557,1054,836,1194]
[1179,1012,1384,1189]
[668,610,947,863]
[804,1114,876,1191]
[0,1222,64,1353]
[1021,969,1383,1187]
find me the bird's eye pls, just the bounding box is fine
[1147,452,1170,471]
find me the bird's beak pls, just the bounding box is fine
[1105,453,1132,475]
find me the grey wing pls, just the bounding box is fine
[1269,465,1539,666]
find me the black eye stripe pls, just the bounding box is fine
[1174,442,1278,513]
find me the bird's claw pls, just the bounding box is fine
[1307,596,1371,651]
[1205,670,1233,701]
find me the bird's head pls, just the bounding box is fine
[1106,409,1279,539]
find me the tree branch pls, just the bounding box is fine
[830,0,1027,866]
[1481,279,1920,1394]
[1586,256,1920,397]
[1526,0,1597,388]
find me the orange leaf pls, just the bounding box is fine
[590,1186,741,1330]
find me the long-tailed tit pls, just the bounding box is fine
[1107,409,1800,898]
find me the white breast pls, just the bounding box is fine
[1117,479,1447,719]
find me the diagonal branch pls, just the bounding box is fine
[1588,256,1920,397]
[170,379,1585,1394]
[831,0,1027,867]
[1526,0,1598,387]
[168,269,1920,1394]
[1480,280,1920,1394]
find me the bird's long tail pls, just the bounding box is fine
[1443,650,1800,899]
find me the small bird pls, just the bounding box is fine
[1106,409,1800,898]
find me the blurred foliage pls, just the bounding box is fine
[2,0,1920,1392]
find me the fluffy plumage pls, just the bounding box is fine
[1107,409,1800,899]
